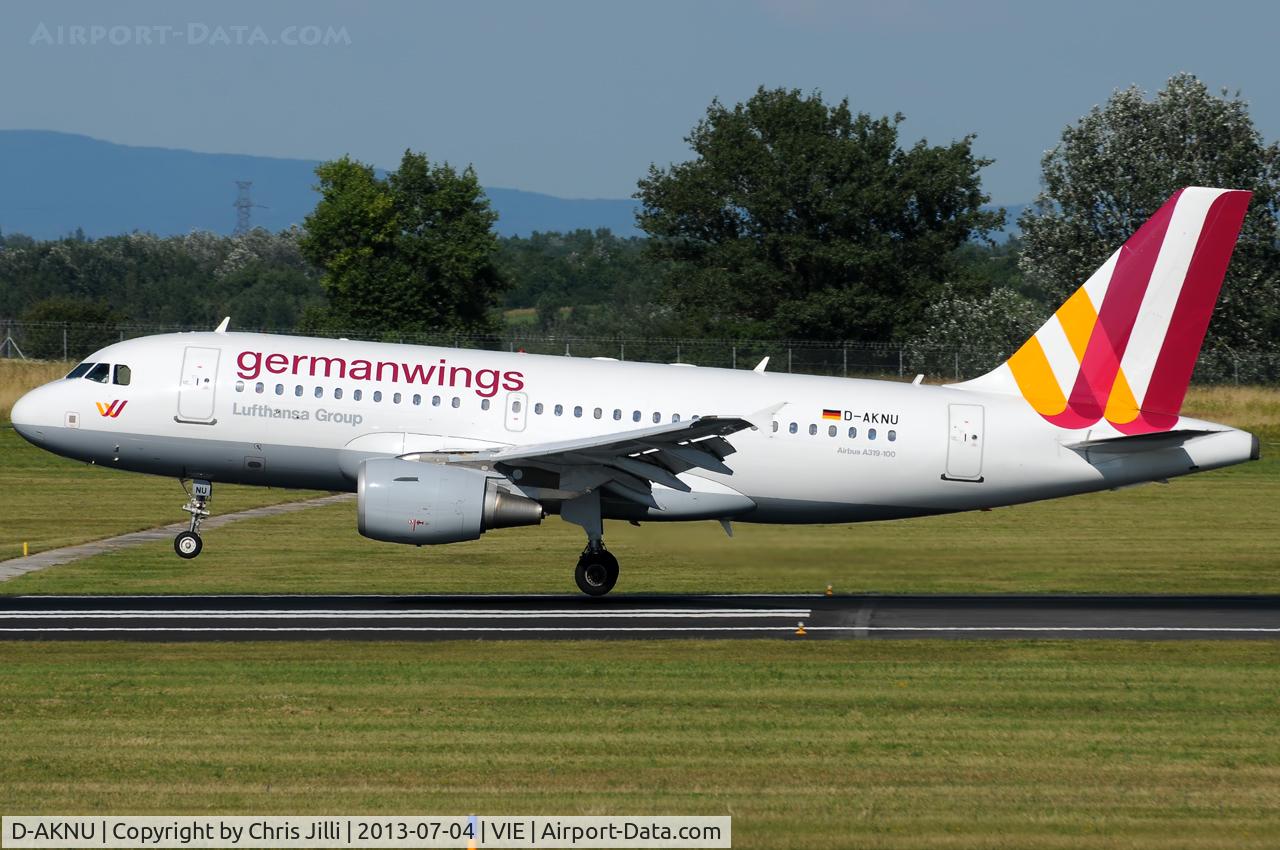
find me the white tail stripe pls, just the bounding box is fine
[1080,247,1119,307]
[1038,310,1084,396]
[1121,188,1227,403]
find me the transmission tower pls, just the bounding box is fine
[233,180,267,235]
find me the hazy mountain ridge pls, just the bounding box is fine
[0,130,644,239]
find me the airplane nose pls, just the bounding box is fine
[9,388,44,443]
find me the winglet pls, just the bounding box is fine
[214,317,230,334]
[753,357,769,373]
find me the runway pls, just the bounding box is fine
[0,594,1278,640]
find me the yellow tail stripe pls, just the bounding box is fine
[1056,288,1097,362]
[1104,368,1140,424]
[1007,337,1068,416]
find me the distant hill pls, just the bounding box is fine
[0,130,643,239]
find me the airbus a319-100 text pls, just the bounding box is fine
[11,188,1259,594]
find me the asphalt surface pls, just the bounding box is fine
[0,594,1277,640]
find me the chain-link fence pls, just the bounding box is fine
[3,319,1279,384]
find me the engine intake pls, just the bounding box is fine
[357,457,543,545]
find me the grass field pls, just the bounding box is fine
[2,641,1278,849]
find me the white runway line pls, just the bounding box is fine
[0,609,811,620]
[0,625,1277,634]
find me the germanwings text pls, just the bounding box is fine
[235,350,524,398]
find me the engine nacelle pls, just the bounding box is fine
[357,457,543,544]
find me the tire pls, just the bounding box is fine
[575,551,618,596]
[174,531,203,559]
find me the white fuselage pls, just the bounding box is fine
[10,331,1259,525]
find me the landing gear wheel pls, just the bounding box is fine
[174,530,203,560]
[575,550,619,597]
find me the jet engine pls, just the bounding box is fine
[357,457,543,544]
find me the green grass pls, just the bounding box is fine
[1,641,1278,849]
[0,426,323,558]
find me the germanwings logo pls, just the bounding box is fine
[1005,188,1251,434]
[95,400,128,418]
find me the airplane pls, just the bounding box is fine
[9,187,1259,596]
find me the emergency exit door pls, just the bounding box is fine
[177,346,220,422]
[944,403,984,481]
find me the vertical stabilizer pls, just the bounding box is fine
[958,187,1251,433]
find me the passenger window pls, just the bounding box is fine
[294,385,303,397]
[788,422,798,434]
[317,387,325,399]
[888,430,897,442]
[672,414,681,423]
[413,394,421,406]
[432,395,441,407]
[632,411,641,423]
[354,389,362,401]
[65,362,94,379]
[848,427,857,438]
[613,409,622,421]
[574,406,583,418]
[555,404,563,416]
[771,421,779,433]
[481,398,490,411]
[828,425,837,437]
[535,402,544,415]
[868,428,877,440]
[112,365,131,386]
[85,363,111,383]
[275,383,284,396]
[652,412,660,423]
[255,382,264,394]
[808,424,817,436]
[512,400,522,413]
[235,380,245,392]
[593,407,602,420]
[392,392,401,404]
[451,397,460,409]
[334,388,343,400]
[373,391,382,402]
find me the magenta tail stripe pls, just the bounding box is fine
[1140,190,1252,417]
[1064,191,1181,420]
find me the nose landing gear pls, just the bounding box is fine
[174,478,212,560]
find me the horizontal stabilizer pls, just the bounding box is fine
[1065,429,1218,453]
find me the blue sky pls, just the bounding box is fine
[2,0,1277,205]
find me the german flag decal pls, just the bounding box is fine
[821,409,841,421]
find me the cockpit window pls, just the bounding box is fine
[85,363,111,383]
[65,362,94,379]
[113,365,131,386]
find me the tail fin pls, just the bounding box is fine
[961,187,1251,433]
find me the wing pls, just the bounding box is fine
[410,407,778,509]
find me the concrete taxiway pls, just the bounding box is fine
[0,594,1276,640]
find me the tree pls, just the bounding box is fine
[906,285,1044,378]
[299,151,505,338]
[1018,74,1280,363]
[636,87,1003,341]
[20,296,119,360]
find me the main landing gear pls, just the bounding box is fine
[175,478,212,560]
[575,543,619,597]
[562,489,619,597]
